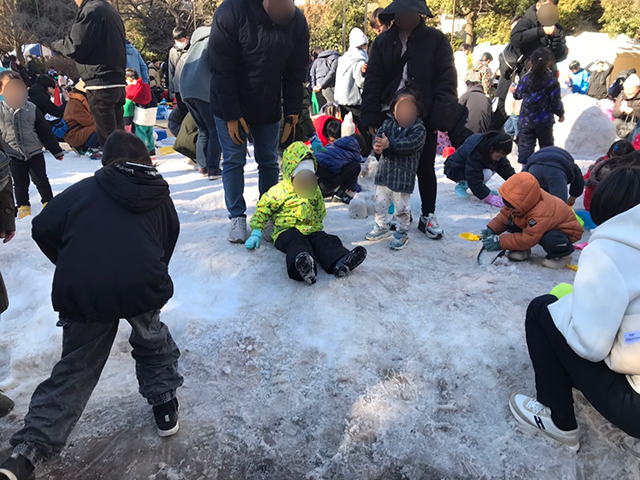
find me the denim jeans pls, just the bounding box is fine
[214,117,280,218]
[10,310,183,467]
[184,98,221,171]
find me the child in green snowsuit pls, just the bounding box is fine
[245,142,367,285]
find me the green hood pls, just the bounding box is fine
[282,142,317,181]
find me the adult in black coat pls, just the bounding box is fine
[523,146,585,204]
[52,0,127,146]
[444,132,515,202]
[361,0,457,239]
[586,61,614,100]
[449,76,492,148]
[28,75,65,124]
[209,0,310,243]
[490,0,568,130]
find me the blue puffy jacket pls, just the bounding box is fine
[315,136,361,174]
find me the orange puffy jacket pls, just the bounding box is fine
[487,172,583,251]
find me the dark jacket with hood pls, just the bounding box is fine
[361,21,457,132]
[523,146,585,199]
[310,50,340,89]
[209,0,310,126]
[501,4,567,78]
[315,136,361,173]
[28,83,65,120]
[444,132,515,200]
[585,62,614,100]
[32,162,180,322]
[449,84,492,148]
[51,0,126,87]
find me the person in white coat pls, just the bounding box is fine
[509,162,640,454]
[335,28,368,124]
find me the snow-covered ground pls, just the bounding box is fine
[0,144,638,479]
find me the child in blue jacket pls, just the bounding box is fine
[315,133,366,203]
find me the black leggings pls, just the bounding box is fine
[10,154,53,207]
[417,129,438,217]
[526,295,640,436]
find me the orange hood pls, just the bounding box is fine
[498,172,542,217]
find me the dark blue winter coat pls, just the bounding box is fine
[315,136,361,174]
[444,132,515,200]
[514,70,564,129]
[523,146,584,199]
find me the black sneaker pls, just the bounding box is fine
[333,246,367,278]
[153,398,180,437]
[208,168,223,181]
[332,189,353,204]
[294,252,317,285]
[0,454,35,480]
[0,391,15,417]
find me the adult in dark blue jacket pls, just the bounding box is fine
[316,135,363,196]
[444,132,515,204]
[523,146,584,205]
[209,0,310,244]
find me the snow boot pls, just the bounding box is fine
[17,206,30,219]
[153,398,179,437]
[390,231,409,250]
[365,224,391,241]
[508,249,531,262]
[228,217,248,244]
[333,246,367,278]
[454,181,470,198]
[294,252,317,285]
[541,255,573,270]
[0,454,35,480]
[208,168,222,181]
[0,391,14,417]
[418,214,443,239]
[509,393,580,452]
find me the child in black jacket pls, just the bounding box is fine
[523,146,584,205]
[0,132,183,480]
[0,70,64,219]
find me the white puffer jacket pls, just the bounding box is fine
[549,203,640,393]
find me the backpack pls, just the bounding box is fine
[499,45,523,82]
[51,118,68,140]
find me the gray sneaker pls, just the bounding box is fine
[262,219,274,243]
[366,224,391,241]
[228,217,248,244]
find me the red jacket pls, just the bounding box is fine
[313,115,341,146]
[126,78,152,106]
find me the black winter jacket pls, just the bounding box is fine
[209,0,310,126]
[51,0,126,87]
[449,85,492,148]
[444,132,516,200]
[585,62,614,100]
[32,163,180,322]
[361,22,457,132]
[501,5,567,78]
[28,83,65,121]
[523,146,585,199]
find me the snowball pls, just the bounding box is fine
[349,196,369,219]
[554,94,617,158]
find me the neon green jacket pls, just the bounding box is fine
[250,142,326,242]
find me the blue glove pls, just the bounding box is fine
[245,229,262,250]
[482,234,502,252]
[309,133,323,152]
[480,227,495,239]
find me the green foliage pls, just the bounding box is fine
[600,0,640,39]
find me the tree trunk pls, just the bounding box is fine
[465,11,476,46]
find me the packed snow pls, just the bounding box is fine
[0,136,638,479]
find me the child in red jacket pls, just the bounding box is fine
[125,68,158,154]
[583,140,635,211]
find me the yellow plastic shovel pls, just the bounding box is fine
[459,232,481,242]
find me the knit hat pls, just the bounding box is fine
[465,69,482,84]
[292,159,316,178]
[624,74,640,90]
[349,28,368,50]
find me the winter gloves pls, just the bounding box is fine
[482,234,502,252]
[483,193,504,208]
[228,118,250,145]
[280,115,299,145]
[245,229,262,250]
[550,283,573,300]
[480,227,495,239]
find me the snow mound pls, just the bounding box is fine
[554,94,617,158]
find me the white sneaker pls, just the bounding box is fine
[541,255,573,270]
[418,213,443,239]
[366,224,391,241]
[228,217,248,244]
[508,249,531,262]
[509,393,580,452]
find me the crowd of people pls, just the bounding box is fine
[1,0,640,478]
